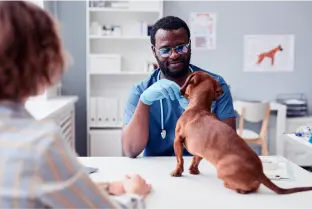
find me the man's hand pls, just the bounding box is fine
[140,79,188,108]
[97,174,151,196]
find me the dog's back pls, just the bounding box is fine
[177,108,258,166]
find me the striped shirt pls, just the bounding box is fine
[0,102,142,208]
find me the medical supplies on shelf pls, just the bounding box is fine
[276,93,308,117]
[90,22,150,37]
[89,0,161,10]
[89,0,106,8]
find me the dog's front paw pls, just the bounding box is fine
[189,167,200,175]
[170,168,183,177]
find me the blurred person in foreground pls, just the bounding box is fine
[0,1,151,208]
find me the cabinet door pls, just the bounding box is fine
[283,135,312,166]
[286,117,312,133]
[51,106,76,152]
[89,130,122,157]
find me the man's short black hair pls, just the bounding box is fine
[150,16,191,46]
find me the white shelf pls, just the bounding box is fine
[86,0,163,156]
[89,7,160,13]
[90,124,123,128]
[89,35,150,40]
[89,71,152,76]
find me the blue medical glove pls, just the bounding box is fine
[140,79,188,106]
[177,97,189,109]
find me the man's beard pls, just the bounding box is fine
[156,54,191,79]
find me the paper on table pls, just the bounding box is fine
[264,162,290,179]
[261,158,291,180]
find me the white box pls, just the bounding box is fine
[89,54,121,73]
[128,1,160,10]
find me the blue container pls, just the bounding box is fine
[308,136,312,144]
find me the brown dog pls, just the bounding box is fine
[170,71,312,194]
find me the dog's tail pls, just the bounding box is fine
[260,173,312,194]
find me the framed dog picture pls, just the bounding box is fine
[243,34,295,72]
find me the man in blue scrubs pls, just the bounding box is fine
[122,16,236,158]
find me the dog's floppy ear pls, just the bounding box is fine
[214,82,224,101]
[180,72,198,96]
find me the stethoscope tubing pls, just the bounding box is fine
[157,66,194,139]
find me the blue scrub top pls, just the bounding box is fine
[123,64,237,157]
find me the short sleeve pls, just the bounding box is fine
[123,85,142,125]
[36,124,121,209]
[214,77,237,120]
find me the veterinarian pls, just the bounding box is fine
[122,16,237,157]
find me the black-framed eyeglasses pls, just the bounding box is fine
[154,40,191,58]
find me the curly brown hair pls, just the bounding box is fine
[0,1,66,101]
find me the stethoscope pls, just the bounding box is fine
[157,66,194,139]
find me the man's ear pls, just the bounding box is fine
[180,72,198,97]
[151,45,156,57]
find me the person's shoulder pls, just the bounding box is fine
[8,117,61,145]
[30,119,61,135]
[190,64,227,85]
[130,69,159,94]
[27,119,62,152]
[1,118,62,162]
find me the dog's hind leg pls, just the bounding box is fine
[170,135,185,177]
[189,156,202,175]
[256,54,265,64]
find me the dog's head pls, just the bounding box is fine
[180,72,224,101]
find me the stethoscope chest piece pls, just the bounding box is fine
[161,129,166,139]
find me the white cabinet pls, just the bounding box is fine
[286,116,312,133]
[89,129,123,156]
[281,134,312,167]
[283,116,312,166]
[52,105,76,151]
[25,96,78,152]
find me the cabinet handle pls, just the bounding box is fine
[91,118,94,121]
[105,118,109,121]
[98,118,102,121]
